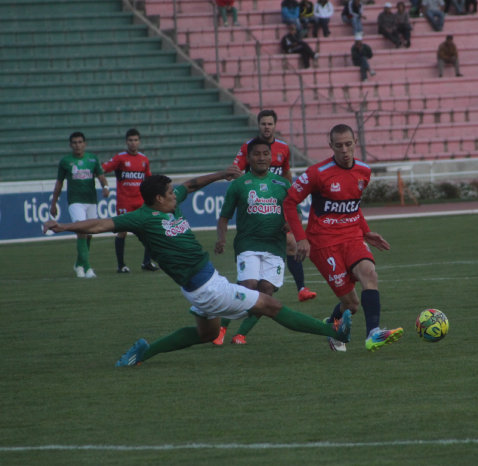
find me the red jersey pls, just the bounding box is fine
[102,151,151,212]
[284,156,371,247]
[233,138,291,178]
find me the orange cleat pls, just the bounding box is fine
[212,326,227,346]
[231,334,247,344]
[298,287,317,302]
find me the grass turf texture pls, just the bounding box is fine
[1,215,477,465]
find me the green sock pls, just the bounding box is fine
[236,314,260,336]
[76,237,90,269]
[142,326,203,360]
[220,318,231,328]
[273,306,337,338]
[86,235,92,250]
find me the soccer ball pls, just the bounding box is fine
[415,309,449,342]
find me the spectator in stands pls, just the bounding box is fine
[378,3,402,47]
[409,0,422,16]
[444,0,465,14]
[351,33,376,81]
[281,23,319,68]
[282,0,304,36]
[396,2,412,48]
[421,0,445,31]
[342,0,367,35]
[313,0,335,37]
[465,0,477,13]
[437,35,463,77]
[216,0,239,27]
[299,0,317,37]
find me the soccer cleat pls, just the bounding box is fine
[85,268,96,278]
[141,261,159,272]
[212,326,227,346]
[231,334,247,345]
[328,337,347,352]
[115,338,149,367]
[334,309,352,343]
[298,287,317,302]
[74,265,85,278]
[365,327,404,352]
[117,265,130,273]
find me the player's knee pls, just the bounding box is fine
[251,293,282,318]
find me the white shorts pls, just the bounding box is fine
[68,203,98,222]
[236,251,285,289]
[182,270,259,320]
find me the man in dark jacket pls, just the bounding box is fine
[281,23,318,68]
[351,33,376,81]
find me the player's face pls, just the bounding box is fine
[157,183,177,213]
[126,135,140,154]
[69,137,86,157]
[258,116,276,142]
[329,130,356,168]
[247,144,272,176]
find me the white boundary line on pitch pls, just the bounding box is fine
[1,439,478,452]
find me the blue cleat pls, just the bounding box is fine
[366,327,403,352]
[335,309,352,343]
[115,338,149,367]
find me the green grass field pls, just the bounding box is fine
[1,215,477,465]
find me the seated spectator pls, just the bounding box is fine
[378,3,401,47]
[396,2,412,47]
[421,0,445,31]
[465,0,477,13]
[437,35,463,77]
[313,0,335,37]
[351,32,376,81]
[299,1,318,37]
[444,0,465,14]
[216,0,239,27]
[342,0,367,35]
[282,0,304,36]
[281,23,319,68]
[409,0,423,16]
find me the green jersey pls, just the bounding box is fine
[112,185,209,287]
[220,171,290,259]
[57,152,104,205]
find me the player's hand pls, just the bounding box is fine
[364,231,390,251]
[295,239,310,262]
[223,165,242,181]
[50,205,57,217]
[214,240,226,254]
[43,220,63,234]
[102,186,110,198]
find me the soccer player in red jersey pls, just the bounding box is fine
[283,124,403,352]
[234,110,316,301]
[102,128,159,273]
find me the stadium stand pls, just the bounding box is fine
[0,0,258,181]
[145,0,478,163]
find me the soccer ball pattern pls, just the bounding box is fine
[416,309,449,342]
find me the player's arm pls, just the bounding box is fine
[50,180,63,217]
[97,174,110,197]
[43,218,115,235]
[215,216,230,254]
[358,209,390,250]
[182,165,242,193]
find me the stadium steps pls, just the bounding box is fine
[0,0,258,181]
[145,0,478,163]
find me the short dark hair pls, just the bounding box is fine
[140,174,172,206]
[330,124,355,142]
[247,137,271,155]
[126,128,140,139]
[257,109,277,124]
[69,132,86,143]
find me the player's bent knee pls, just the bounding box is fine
[250,292,282,318]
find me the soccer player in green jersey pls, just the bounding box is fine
[214,137,291,345]
[49,132,109,278]
[43,167,352,366]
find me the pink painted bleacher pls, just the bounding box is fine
[144,0,478,163]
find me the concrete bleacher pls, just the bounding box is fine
[145,0,478,163]
[0,0,256,181]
